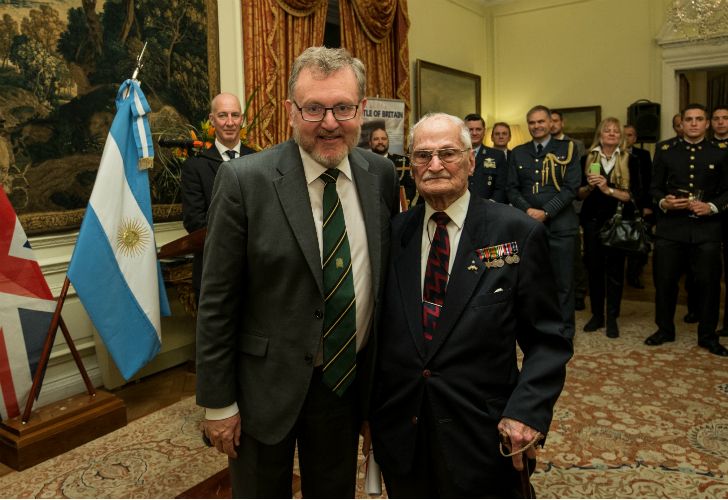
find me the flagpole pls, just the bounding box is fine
[21,277,95,423]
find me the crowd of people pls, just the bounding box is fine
[179,45,727,498]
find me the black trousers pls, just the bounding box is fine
[381,403,522,499]
[583,219,626,320]
[574,227,588,301]
[228,369,359,498]
[653,237,722,342]
[547,229,576,339]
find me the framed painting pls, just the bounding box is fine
[0,0,220,235]
[415,60,480,121]
[552,106,602,147]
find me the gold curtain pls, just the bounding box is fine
[340,0,411,144]
[243,0,327,148]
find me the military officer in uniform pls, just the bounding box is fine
[646,104,728,356]
[464,113,508,203]
[709,105,728,336]
[507,105,581,339]
[369,125,416,207]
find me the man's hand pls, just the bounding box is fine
[360,421,371,456]
[661,194,690,211]
[689,200,712,216]
[497,417,542,471]
[201,413,241,458]
[526,208,548,223]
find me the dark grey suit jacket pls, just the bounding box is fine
[195,139,399,444]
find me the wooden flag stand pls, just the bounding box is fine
[0,277,127,471]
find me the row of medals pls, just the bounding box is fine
[485,254,520,268]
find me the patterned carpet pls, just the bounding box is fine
[0,299,726,498]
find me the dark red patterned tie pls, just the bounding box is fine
[422,212,451,342]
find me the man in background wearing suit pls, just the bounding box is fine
[465,113,508,203]
[180,92,256,296]
[371,113,572,497]
[623,124,653,289]
[369,125,416,206]
[508,105,582,339]
[196,47,399,497]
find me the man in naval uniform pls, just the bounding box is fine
[507,105,581,339]
[646,104,728,356]
[709,105,728,337]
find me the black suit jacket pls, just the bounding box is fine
[370,195,572,490]
[628,146,653,210]
[181,145,256,290]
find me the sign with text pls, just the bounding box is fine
[360,98,406,155]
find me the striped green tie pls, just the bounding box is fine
[320,169,357,396]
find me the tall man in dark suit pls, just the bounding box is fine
[196,47,399,497]
[507,105,581,339]
[623,124,653,289]
[180,92,256,295]
[370,112,572,498]
[465,113,508,203]
[646,104,728,356]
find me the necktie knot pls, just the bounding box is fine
[226,150,237,159]
[321,169,340,184]
[536,143,543,154]
[431,211,450,228]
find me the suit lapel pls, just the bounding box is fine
[201,146,223,176]
[273,141,324,295]
[349,149,382,294]
[395,207,427,359]
[425,198,488,362]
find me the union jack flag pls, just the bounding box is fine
[0,189,55,420]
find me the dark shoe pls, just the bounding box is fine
[583,316,605,332]
[574,298,586,311]
[645,330,675,346]
[627,276,645,289]
[697,340,728,356]
[683,312,698,324]
[606,319,619,338]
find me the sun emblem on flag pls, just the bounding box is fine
[116,218,150,257]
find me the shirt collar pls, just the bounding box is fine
[424,190,470,231]
[533,137,551,149]
[215,139,241,157]
[299,146,352,185]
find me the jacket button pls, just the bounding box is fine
[304,353,313,364]
[411,416,418,425]
[314,310,323,319]
[422,369,432,378]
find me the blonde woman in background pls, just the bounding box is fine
[578,118,632,338]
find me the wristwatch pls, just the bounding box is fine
[608,188,614,196]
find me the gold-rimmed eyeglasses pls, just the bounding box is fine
[293,101,360,122]
[410,148,470,166]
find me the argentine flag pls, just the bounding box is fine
[68,80,170,380]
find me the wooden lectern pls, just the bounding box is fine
[158,227,206,259]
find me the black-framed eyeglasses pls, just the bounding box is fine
[410,148,470,166]
[293,101,360,122]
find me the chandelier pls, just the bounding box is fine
[667,0,728,40]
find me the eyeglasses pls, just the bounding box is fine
[293,101,360,122]
[410,148,469,166]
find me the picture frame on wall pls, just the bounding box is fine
[0,0,219,235]
[552,106,602,147]
[415,60,481,121]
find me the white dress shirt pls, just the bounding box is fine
[420,190,470,294]
[215,139,241,161]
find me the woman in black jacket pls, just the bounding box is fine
[578,118,633,338]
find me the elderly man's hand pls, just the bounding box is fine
[202,413,241,458]
[497,417,542,471]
